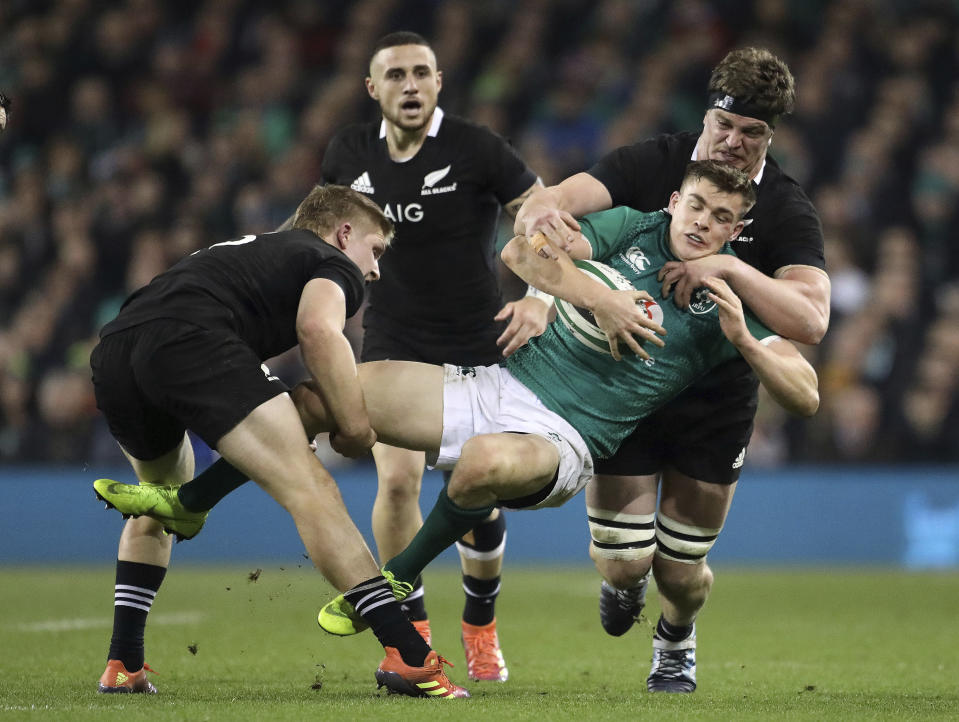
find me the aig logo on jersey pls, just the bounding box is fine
[421,164,457,195]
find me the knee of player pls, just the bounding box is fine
[454,436,509,489]
[593,552,653,589]
[377,469,423,500]
[587,505,656,583]
[652,555,713,595]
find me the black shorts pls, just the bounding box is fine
[90,319,289,460]
[361,323,504,366]
[594,359,759,485]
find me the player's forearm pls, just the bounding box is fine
[502,235,607,310]
[736,337,819,417]
[503,179,544,219]
[514,173,611,235]
[724,261,830,344]
[514,186,564,235]
[298,326,371,436]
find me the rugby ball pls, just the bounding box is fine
[554,259,658,356]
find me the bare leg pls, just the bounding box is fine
[216,392,380,591]
[386,432,557,583]
[653,470,736,627]
[117,437,196,565]
[371,444,426,562]
[100,434,195,687]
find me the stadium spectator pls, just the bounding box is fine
[0,4,956,472]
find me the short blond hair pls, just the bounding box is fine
[292,185,394,241]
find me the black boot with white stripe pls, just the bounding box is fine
[647,623,696,693]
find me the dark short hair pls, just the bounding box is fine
[369,31,432,64]
[292,185,394,242]
[709,47,796,120]
[682,160,757,216]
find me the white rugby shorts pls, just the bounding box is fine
[429,363,594,509]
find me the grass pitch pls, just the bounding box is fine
[1,564,957,721]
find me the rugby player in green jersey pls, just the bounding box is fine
[95,161,819,661]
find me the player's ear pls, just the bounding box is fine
[365,77,377,100]
[667,190,680,214]
[335,222,352,249]
[730,219,745,240]
[435,69,443,93]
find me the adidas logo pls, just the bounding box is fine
[115,672,129,685]
[731,447,746,469]
[350,171,374,194]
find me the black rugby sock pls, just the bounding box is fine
[462,575,500,626]
[399,576,428,621]
[656,615,694,642]
[345,577,431,667]
[108,560,167,671]
[177,458,249,512]
[460,512,506,626]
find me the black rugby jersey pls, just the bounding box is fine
[588,131,825,396]
[100,229,365,360]
[321,109,537,344]
[589,131,825,276]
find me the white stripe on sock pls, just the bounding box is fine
[114,600,152,612]
[115,584,157,597]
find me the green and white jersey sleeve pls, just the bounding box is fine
[506,207,776,459]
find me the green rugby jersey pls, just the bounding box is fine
[505,206,776,459]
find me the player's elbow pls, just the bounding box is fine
[794,292,831,345]
[795,387,820,417]
[791,371,820,417]
[799,313,829,345]
[500,236,524,271]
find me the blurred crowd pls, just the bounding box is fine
[1,0,958,466]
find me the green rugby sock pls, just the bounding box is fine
[385,487,494,584]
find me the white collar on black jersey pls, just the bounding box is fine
[691,144,766,185]
[380,107,445,139]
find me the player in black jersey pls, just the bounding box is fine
[89,185,469,699]
[316,31,546,681]
[515,48,831,693]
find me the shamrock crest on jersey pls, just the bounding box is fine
[688,287,717,315]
